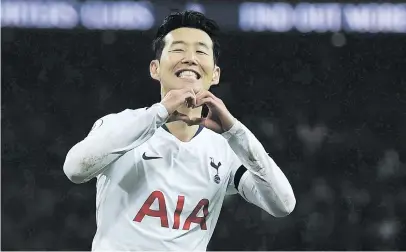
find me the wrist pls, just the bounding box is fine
[221,119,243,140]
[159,101,173,115]
[222,116,237,132]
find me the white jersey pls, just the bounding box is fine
[91,109,243,251]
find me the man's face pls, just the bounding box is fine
[150,27,220,94]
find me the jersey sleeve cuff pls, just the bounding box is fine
[221,119,243,140]
[151,103,169,123]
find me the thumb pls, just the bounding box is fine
[167,111,190,123]
[181,117,204,126]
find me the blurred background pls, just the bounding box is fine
[2,0,406,250]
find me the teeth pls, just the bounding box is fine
[178,71,198,79]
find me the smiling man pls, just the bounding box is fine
[63,11,296,251]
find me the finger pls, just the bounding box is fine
[196,90,216,100]
[197,91,222,106]
[184,118,223,133]
[176,114,191,121]
[188,88,197,105]
[186,88,196,97]
[167,111,190,123]
[195,97,216,108]
[182,117,204,126]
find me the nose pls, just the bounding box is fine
[181,50,198,65]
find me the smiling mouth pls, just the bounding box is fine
[175,69,201,80]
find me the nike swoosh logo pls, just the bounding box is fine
[142,152,162,160]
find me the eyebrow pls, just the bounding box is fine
[171,41,210,50]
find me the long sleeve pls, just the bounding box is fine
[223,119,296,217]
[63,103,168,184]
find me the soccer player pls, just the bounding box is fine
[63,11,296,251]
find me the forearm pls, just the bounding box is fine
[63,103,168,183]
[223,120,296,216]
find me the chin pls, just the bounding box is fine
[180,81,203,92]
[165,78,205,93]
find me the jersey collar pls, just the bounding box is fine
[161,124,204,139]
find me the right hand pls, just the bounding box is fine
[160,88,196,122]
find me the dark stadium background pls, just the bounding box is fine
[2,0,406,250]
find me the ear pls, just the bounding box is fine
[211,65,221,85]
[150,60,160,81]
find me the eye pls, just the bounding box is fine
[197,50,208,55]
[171,49,184,52]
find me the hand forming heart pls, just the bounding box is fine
[182,90,236,134]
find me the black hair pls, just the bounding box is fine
[152,11,220,64]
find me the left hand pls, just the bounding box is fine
[182,90,236,133]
